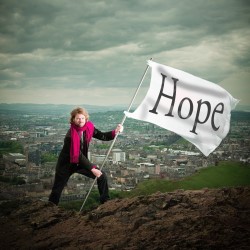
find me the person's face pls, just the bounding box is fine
[73,113,86,127]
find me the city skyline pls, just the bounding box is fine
[0,0,249,106]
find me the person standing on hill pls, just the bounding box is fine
[49,107,123,205]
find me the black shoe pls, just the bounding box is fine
[100,198,110,204]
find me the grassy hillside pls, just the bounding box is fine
[125,161,250,197]
[61,161,250,211]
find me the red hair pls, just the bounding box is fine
[70,107,89,123]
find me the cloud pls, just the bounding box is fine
[219,71,250,105]
[0,0,249,106]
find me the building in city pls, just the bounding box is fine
[112,149,126,163]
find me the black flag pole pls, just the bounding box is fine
[79,58,152,212]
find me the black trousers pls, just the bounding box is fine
[49,163,110,205]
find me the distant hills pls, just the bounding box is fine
[0,103,249,119]
[235,104,250,112]
[0,103,125,115]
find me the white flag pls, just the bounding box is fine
[125,60,239,156]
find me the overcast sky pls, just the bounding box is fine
[0,0,249,107]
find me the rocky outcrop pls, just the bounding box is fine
[0,187,249,249]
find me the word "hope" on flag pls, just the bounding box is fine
[149,73,225,135]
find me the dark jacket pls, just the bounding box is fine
[56,127,115,170]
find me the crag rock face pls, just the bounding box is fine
[0,187,249,250]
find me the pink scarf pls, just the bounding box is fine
[70,121,94,163]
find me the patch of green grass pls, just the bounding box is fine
[124,161,250,197]
[179,161,250,190]
[59,161,250,210]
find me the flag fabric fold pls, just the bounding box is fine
[125,60,239,156]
